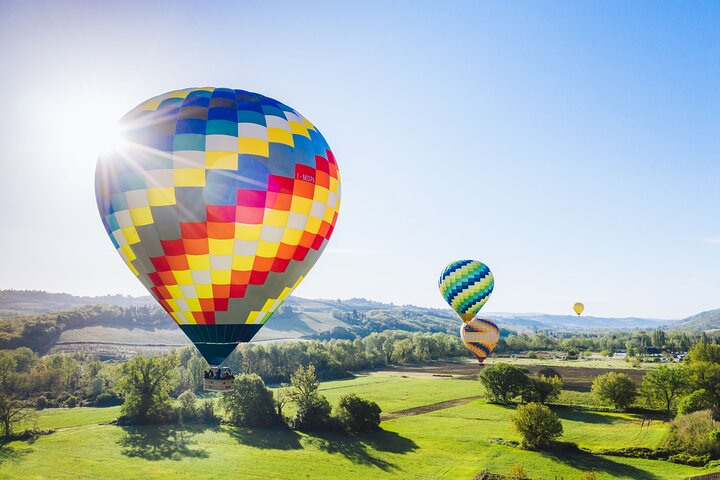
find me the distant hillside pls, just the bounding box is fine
[673,309,720,332]
[0,290,154,317]
[1,290,710,356]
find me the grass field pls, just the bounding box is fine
[1,374,717,480]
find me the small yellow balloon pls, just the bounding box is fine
[573,302,584,316]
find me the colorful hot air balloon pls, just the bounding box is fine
[95,87,341,367]
[573,302,584,316]
[460,317,500,364]
[438,260,494,322]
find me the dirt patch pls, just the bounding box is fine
[373,361,647,392]
[382,395,482,421]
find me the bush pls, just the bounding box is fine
[336,394,381,431]
[677,389,714,416]
[662,410,720,458]
[221,375,277,427]
[64,396,79,408]
[521,375,563,404]
[508,463,529,479]
[176,390,198,421]
[95,392,121,407]
[537,367,561,379]
[511,402,563,449]
[591,372,637,410]
[668,452,711,466]
[35,396,47,410]
[579,473,598,480]
[479,364,529,404]
[292,395,333,430]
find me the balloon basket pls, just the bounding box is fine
[203,366,235,392]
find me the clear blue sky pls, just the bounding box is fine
[0,1,718,319]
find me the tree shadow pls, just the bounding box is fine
[544,449,660,480]
[0,444,30,465]
[118,425,210,461]
[303,430,419,471]
[225,425,303,450]
[552,406,617,425]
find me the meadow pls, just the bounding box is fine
[1,373,716,480]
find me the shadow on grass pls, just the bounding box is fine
[0,444,30,465]
[552,406,617,425]
[118,425,210,461]
[545,449,660,480]
[304,430,419,471]
[226,425,303,450]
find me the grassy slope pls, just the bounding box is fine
[0,376,713,480]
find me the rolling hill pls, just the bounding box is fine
[672,308,720,332]
[1,290,707,358]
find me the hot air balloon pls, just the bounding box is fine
[573,302,584,316]
[460,317,500,364]
[95,88,341,388]
[438,260,494,322]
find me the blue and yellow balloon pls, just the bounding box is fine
[438,260,494,323]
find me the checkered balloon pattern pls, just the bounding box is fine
[460,317,500,364]
[95,87,341,365]
[438,260,494,322]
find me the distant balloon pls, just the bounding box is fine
[95,87,341,366]
[573,302,584,316]
[438,260,494,322]
[461,317,500,364]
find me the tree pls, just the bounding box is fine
[686,342,720,365]
[275,384,291,419]
[652,330,667,349]
[290,364,332,429]
[511,402,563,449]
[686,361,720,409]
[522,375,563,404]
[0,391,33,440]
[336,394,381,431]
[221,374,277,427]
[478,363,529,403]
[115,355,178,423]
[677,389,714,416]
[640,365,689,412]
[176,390,198,421]
[592,372,637,410]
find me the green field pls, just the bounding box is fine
[1,375,716,480]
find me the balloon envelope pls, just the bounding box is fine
[573,302,584,316]
[438,260,494,322]
[95,87,341,365]
[461,317,500,364]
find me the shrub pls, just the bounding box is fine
[511,402,563,449]
[64,396,79,408]
[508,463,529,479]
[662,410,720,458]
[35,396,47,410]
[221,375,277,427]
[478,364,529,403]
[677,389,714,416]
[292,395,333,430]
[95,392,121,407]
[537,367,561,379]
[667,452,711,466]
[521,375,563,404]
[579,473,598,480]
[336,394,381,431]
[591,372,637,410]
[176,390,198,421]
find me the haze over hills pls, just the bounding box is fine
[671,308,720,332]
[2,290,718,357]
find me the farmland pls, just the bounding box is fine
[1,371,717,480]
